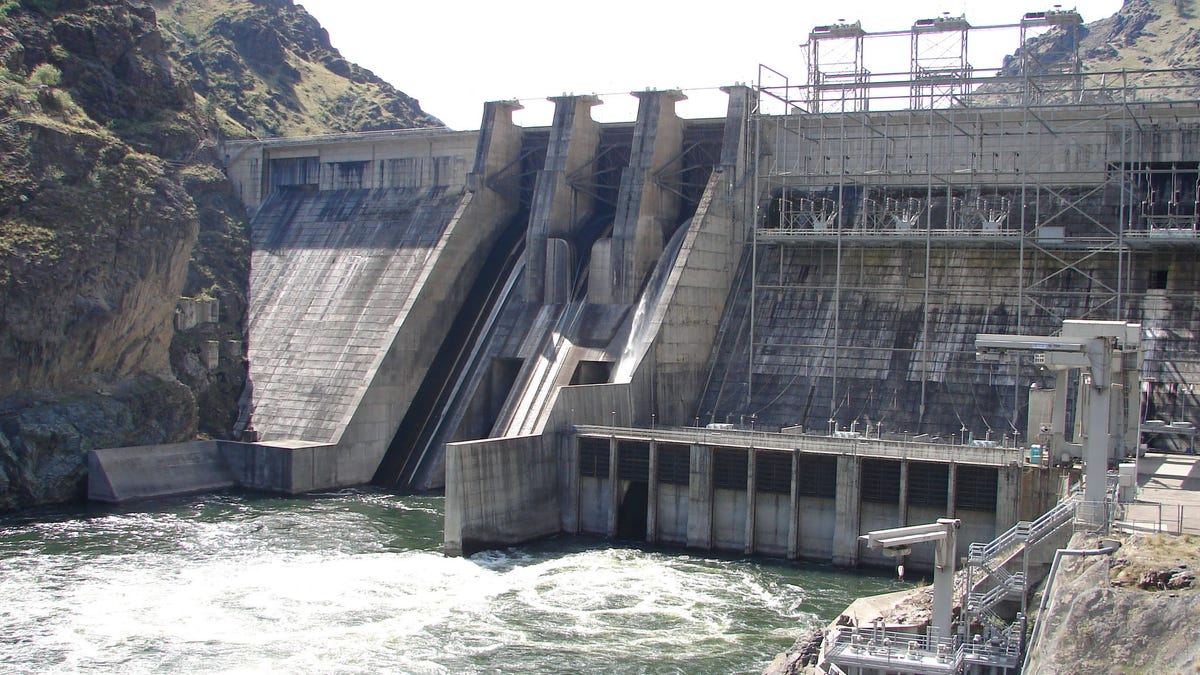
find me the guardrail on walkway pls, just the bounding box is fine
[572,425,1020,466]
[1118,502,1200,535]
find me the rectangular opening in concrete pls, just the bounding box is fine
[713,448,748,490]
[579,437,610,478]
[657,444,690,485]
[617,440,650,482]
[571,360,613,385]
[331,160,369,189]
[955,465,998,512]
[1150,269,1169,290]
[268,156,319,188]
[797,455,838,498]
[862,459,901,504]
[488,358,524,426]
[908,462,950,507]
[755,451,792,494]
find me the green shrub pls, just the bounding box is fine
[28,63,61,87]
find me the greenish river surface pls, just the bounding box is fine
[0,490,906,674]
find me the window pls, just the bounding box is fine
[756,452,792,494]
[713,448,748,490]
[862,459,902,504]
[796,455,838,498]
[657,444,690,486]
[955,465,998,511]
[579,437,610,477]
[617,441,649,482]
[908,462,949,507]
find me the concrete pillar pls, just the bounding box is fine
[1053,370,1069,455]
[610,89,686,304]
[898,459,910,527]
[608,436,619,538]
[561,433,581,534]
[444,444,463,557]
[525,95,601,304]
[687,444,714,550]
[947,462,958,518]
[832,455,861,566]
[996,464,1020,532]
[1085,378,1112,506]
[545,237,573,304]
[745,447,757,555]
[787,452,801,560]
[647,440,659,544]
[589,238,614,304]
[468,99,525,199]
[1123,359,1142,458]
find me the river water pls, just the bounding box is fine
[0,490,905,674]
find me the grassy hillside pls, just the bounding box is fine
[151,0,443,137]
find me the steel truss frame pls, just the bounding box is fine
[744,14,1200,440]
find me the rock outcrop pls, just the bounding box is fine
[1026,533,1200,673]
[150,0,443,136]
[0,0,437,511]
[1005,0,1200,95]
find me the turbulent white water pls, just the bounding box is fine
[0,492,904,674]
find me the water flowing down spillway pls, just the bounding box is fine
[0,492,905,674]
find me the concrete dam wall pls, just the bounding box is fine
[247,187,464,443]
[93,81,1200,580]
[697,244,1200,444]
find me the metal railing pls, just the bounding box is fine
[823,623,1020,675]
[1030,494,1080,540]
[968,489,1077,567]
[967,570,1026,616]
[1117,502,1200,535]
[572,425,1020,467]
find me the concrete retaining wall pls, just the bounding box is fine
[444,434,560,557]
[88,441,237,502]
[87,439,336,502]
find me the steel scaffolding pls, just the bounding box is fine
[740,10,1200,445]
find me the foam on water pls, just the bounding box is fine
[0,492,904,674]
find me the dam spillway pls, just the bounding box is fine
[185,42,1200,570]
[209,90,731,496]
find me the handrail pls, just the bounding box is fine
[572,425,1019,466]
[968,571,1025,614]
[968,522,1020,563]
[824,624,1020,674]
[1029,496,1078,541]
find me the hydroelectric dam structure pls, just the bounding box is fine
[90,11,1200,582]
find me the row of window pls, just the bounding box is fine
[268,156,463,190]
[579,440,998,510]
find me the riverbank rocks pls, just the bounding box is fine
[762,627,824,675]
[0,377,196,512]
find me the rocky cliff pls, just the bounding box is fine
[1008,0,1200,91]
[150,0,442,137]
[1024,532,1200,673]
[0,0,438,511]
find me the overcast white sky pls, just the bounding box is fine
[296,0,1124,130]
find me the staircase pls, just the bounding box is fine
[964,491,1078,628]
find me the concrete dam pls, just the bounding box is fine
[90,14,1200,584]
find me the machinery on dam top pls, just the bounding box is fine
[976,320,1143,507]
